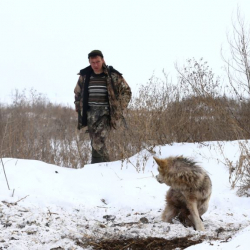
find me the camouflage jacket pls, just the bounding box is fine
[74,65,131,130]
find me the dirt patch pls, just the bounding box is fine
[76,236,203,250]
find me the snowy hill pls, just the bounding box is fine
[1,141,250,249]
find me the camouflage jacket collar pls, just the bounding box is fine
[79,64,108,77]
[79,65,92,76]
[79,64,121,77]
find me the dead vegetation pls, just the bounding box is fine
[76,236,203,250]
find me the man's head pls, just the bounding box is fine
[88,50,105,74]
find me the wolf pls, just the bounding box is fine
[153,156,212,231]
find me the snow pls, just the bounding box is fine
[0,141,250,249]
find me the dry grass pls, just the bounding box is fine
[0,89,87,168]
[0,76,248,169]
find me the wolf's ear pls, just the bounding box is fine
[153,156,163,168]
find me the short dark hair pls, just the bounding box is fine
[88,50,103,59]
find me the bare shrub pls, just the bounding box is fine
[175,55,250,195]
[220,9,250,194]
[0,89,89,168]
[222,8,250,98]
[106,62,243,169]
[176,58,221,98]
[174,58,245,141]
[105,73,180,170]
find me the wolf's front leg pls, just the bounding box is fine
[186,200,204,231]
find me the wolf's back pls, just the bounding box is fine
[166,157,211,191]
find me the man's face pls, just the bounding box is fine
[89,56,104,74]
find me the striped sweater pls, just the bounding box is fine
[88,72,109,107]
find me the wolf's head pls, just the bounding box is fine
[153,156,171,184]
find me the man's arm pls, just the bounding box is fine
[115,74,132,110]
[74,75,84,112]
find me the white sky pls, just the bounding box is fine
[1,0,250,106]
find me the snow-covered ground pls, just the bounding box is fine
[0,141,250,249]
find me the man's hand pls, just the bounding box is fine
[74,101,80,112]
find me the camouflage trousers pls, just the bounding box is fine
[87,106,111,164]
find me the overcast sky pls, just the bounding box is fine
[1,0,250,106]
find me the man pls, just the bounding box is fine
[74,50,131,164]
